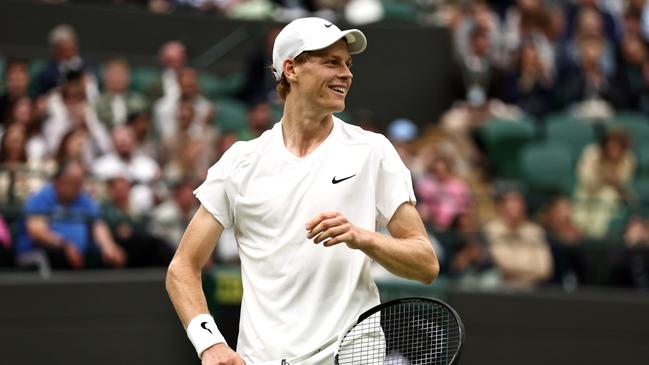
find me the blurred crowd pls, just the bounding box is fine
[2,0,649,291]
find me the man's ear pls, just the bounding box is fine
[284,59,298,82]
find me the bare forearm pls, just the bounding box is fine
[360,230,439,284]
[166,206,223,328]
[93,221,117,249]
[306,204,440,284]
[27,218,65,248]
[166,259,211,328]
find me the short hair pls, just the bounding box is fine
[48,24,77,47]
[600,127,631,150]
[53,159,85,180]
[4,58,28,78]
[103,57,130,71]
[274,52,311,101]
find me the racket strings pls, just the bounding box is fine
[336,301,461,365]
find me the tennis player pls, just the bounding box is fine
[166,17,439,365]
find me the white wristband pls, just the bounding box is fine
[186,314,226,359]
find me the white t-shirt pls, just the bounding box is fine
[194,117,415,364]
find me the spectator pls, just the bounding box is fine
[8,96,49,163]
[449,24,506,106]
[101,176,173,267]
[0,124,47,204]
[52,128,94,170]
[0,215,12,267]
[502,0,556,72]
[126,110,160,161]
[622,215,649,289]
[556,35,617,111]
[415,152,471,233]
[237,99,272,141]
[447,210,498,287]
[214,131,239,161]
[238,24,283,105]
[0,58,30,128]
[483,189,553,288]
[36,24,98,99]
[162,99,214,183]
[538,195,584,285]
[150,178,199,247]
[94,57,148,128]
[504,40,554,118]
[0,123,27,170]
[562,7,616,76]
[385,118,419,171]
[93,125,161,213]
[622,5,646,40]
[14,160,126,270]
[564,0,618,46]
[156,40,187,99]
[539,195,583,246]
[612,34,649,113]
[153,67,214,141]
[42,70,112,157]
[453,0,505,68]
[573,128,636,238]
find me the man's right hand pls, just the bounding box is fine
[202,343,246,365]
[63,242,85,269]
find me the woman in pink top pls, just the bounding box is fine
[0,215,12,267]
[415,152,471,232]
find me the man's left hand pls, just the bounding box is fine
[306,211,369,250]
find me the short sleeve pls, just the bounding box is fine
[25,191,51,215]
[193,143,241,229]
[80,193,101,221]
[375,136,416,227]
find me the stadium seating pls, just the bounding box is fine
[479,117,536,180]
[637,145,649,178]
[633,176,649,215]
[130,66,160,94]
[545,116,596,159]
[519,141,574,211]
[520,141,574,193]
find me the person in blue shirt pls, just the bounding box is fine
[16,160,126,270]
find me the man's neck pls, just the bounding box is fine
[281,97,334,158]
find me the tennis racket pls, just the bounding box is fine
[278,296,465,365]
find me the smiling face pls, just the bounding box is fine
[287,39,353,114]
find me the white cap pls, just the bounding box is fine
[272,17,367,81]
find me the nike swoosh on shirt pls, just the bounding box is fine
[331,174,356,184]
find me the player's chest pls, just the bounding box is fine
[233,146,374,217]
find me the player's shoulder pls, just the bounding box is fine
[334,116,391,150]
[212,124,277,172]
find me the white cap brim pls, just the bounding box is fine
[303,29,367,55]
